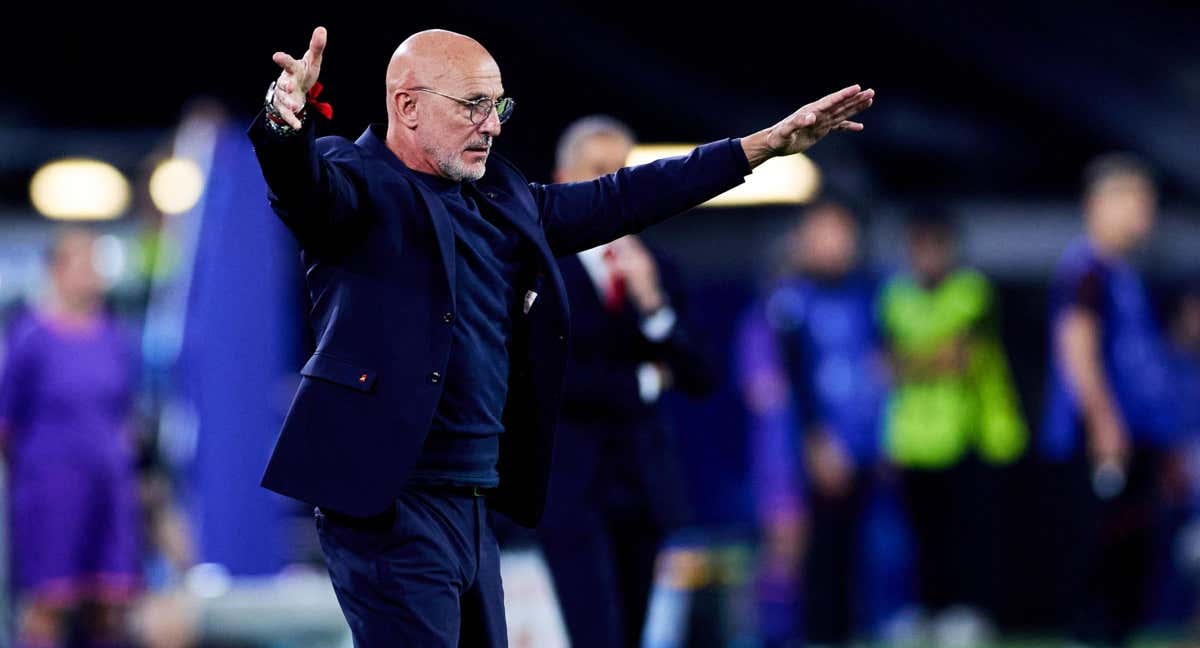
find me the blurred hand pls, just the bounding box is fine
[1087,410,1129,470]
[742,85,874,167]
[270,26,327,129]
[761,512,805,577]
[804,426,856,499]
[610,236,666,315]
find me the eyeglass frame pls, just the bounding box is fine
[404,87,516,125]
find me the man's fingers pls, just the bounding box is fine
[834,121,864,132]
[823,90,874,122]
[273,52,304,76]
[826,92,874,125]
[809,84,862,113]
[306,26,327,75]
[277,105,304,130]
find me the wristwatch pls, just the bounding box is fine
[264,80,305,135]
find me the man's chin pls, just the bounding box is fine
[460,157,488,181]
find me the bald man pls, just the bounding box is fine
[248,26,873,646]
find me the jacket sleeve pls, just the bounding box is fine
[246,110,367,247]
[529,139,751,257]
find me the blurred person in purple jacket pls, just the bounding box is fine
[0,228,141,648]
[741,202,888,647]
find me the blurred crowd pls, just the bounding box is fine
[0,111,1198,648]
[739,155,1200,648]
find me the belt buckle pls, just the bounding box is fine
[472,486,484,497]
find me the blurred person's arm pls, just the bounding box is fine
[615,238,717,399]
[770,290,855,498]
[966,286,1028,464]
[247,27,367,246]
[0,318,36,457]
[735,307,807,574]
[1058,306,1128,466]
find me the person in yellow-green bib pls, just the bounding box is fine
[878,209,1027,644]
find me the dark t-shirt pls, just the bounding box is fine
[408,172,522,487]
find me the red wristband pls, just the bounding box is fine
[306,82,333,120]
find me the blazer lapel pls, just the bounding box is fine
[469,182,570,327]
[357,127,457,304]
[409,180,458,303]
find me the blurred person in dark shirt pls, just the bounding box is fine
[755,201,887,646]
[533,115,718,648]
[1042,154,1176,647]
[879,212,1026,647]
[0,228,142,648]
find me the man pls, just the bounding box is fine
[761,201,888,646]
[249,25,873,646]
[879,211,1026,647]
[1042,155,1175,647]
[531,116,716,648]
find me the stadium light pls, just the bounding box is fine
[30,158,131,220]
[627,144,821,207]
[150,157,205,215]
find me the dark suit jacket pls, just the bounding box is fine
[540,251,716,530]
[246,113,749,526]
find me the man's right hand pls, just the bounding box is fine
[270,26,327,129]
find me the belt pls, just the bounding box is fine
[409,483,490,498]
[316,485,490,531]
[403,477,492,499]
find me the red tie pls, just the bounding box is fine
[602,246,626,311]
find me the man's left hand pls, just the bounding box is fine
[742,84,875,168]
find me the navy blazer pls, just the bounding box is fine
[246,113,750,526]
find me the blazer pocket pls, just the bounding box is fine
[301,352,378,392]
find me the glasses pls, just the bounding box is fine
[407,87,516,125]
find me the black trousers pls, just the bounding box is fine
[897,460,995,615]
[1054,449,1162,647]
[800,475,871,645]
[316,487,507,647]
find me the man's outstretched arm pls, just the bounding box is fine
[533,85,874,256]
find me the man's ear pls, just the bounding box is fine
[393,90,420,128]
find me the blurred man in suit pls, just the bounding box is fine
[535,116,717,648]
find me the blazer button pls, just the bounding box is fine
[443,312,454,324]
[485,191,497,199]
[429,371,441,383]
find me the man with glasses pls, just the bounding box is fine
[249,25,873,647]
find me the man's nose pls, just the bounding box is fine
[479,106,502,137]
